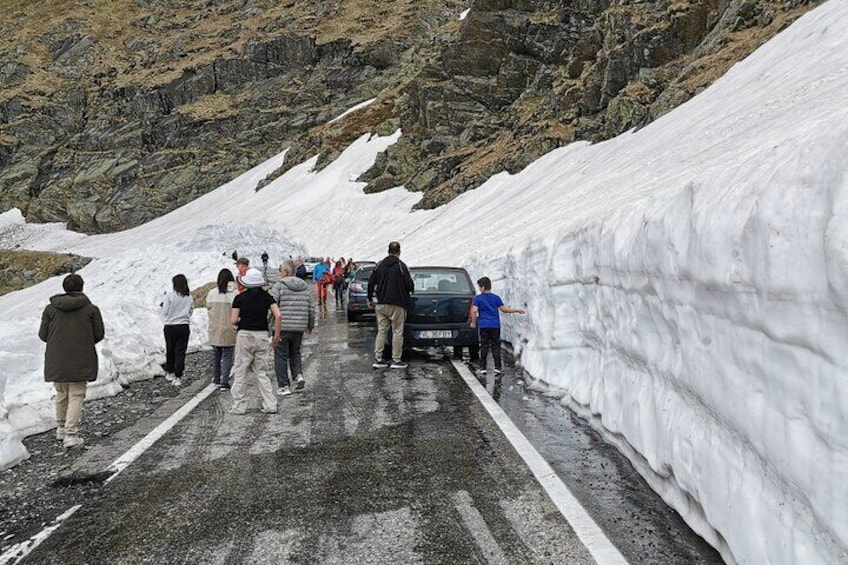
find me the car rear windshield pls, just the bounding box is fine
[410,268,474,294]
[355,268,374,281]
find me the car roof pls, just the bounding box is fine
[409,266,470,272]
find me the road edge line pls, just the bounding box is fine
[0,505,81,565]
[450,360,629,565]
[104,383,218,483]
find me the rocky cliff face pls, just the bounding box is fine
[286,0,821,208]
[0,0,464,232]
[0,0,821,232]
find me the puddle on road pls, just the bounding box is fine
[475,358,723,564]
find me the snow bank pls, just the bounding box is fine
[2,1,847,563]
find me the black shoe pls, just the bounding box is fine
[390,361,408,370]
[372,358,389,369]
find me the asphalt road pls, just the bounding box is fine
[22,306,597,564]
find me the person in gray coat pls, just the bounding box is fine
[38,273,105,448]
[270,260,315,395]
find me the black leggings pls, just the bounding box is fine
[164,324,190,378]
[479,327,502,370]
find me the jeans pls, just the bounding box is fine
[274,331,304,388]
[212,346,234,386]
[479,327,502,370]
[334,282,344,307]
[164,324,190,378]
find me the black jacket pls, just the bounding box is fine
[368,255,414,308]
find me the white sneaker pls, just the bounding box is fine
[390,362,408,370]
[63,435,84,449]
[56,427,66,440]
[172,378,182,386]
[278,386,292,396]
[372,359,389,369]
[164,372,176,382]
[493,368,503,375]
[294,375,305,390]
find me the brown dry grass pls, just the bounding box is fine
[0,249,78,296]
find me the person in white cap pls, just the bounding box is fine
[229,267,281,414]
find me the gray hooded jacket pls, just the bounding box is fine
[270,276,315,332]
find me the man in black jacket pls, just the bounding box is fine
[367,241,415,369]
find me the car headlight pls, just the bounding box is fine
[349,282,364,292]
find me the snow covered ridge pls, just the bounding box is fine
[1,2,847,564]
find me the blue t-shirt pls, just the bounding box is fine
[474,292,504,329]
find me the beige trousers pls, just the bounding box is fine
[374,304,407,362]
[55,381,87,435]
[230,330,277,413]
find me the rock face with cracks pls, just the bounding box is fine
[0,0,822,233]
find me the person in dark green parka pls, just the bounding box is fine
[38,273,105,448]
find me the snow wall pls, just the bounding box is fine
[1,2,847,564]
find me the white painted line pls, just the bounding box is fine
[0,504,81,565]
[0,383,217,565]
[450,360,629,565]
[105,383,218,483]
[452,491,509,565]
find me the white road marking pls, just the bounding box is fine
[0,383,218,564]
[450,360,629,565]
[452,491,509,565]
[105,383,218,483]
[0,505,81,565]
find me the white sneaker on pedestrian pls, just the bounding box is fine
[164,372,176,382]
[390,361,408,370]
[372,358,389,369]
[493,368,503,375]
[278,386,292,396]
[172,378,182,387]
[56,427,66,440]
[294,375,305,390]
[477,368,487,375]
[63,435,84,449]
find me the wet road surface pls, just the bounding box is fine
[22,307,596,564]
[478,356,722,564]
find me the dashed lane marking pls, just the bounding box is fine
[450,360,629,565]
[452,491,509,565]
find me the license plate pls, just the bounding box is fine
[419,330,452,339]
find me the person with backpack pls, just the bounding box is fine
[161,274,193,387]
[470,276,525,375]
[38,273,105,448]
[206,268,237,390]
[270,261,315,395]
[332,259,345,309]
[367,241,415,369]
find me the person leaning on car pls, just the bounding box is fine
[368,241,415,368]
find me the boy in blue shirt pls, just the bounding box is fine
[470,276,525,375]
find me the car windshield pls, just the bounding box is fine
[355,268,374,281]
[410,268,473,294]
[305,257,322,263]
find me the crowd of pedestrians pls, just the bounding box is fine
[38,245,523,447]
